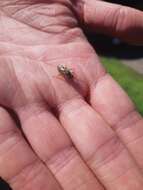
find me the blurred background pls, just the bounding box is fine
[1,0,143,190]
[87,0,143,115]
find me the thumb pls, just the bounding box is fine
[75,0,143,45]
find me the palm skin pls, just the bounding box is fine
[0,1,143,190]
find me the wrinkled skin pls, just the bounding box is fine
[0,0,143,190]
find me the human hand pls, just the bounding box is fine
[0,1,143,190]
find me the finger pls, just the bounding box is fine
[59,97,143,190]
[15,102,104,190]
[75,0,143,44]
[90,73,143,171]
[0,107,61,190]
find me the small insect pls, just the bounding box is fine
[57,65,74,79]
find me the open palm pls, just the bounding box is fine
[0,1,143,190]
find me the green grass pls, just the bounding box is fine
[101,57,143,115]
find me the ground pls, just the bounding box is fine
[122,59,143,74]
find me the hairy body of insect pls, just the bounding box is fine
[57,65,74,79]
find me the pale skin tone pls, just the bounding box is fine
[0,0,143,189]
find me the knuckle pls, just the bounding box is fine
[88,135,124,169]
[115,6,135,33]
[8,159,42,190]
